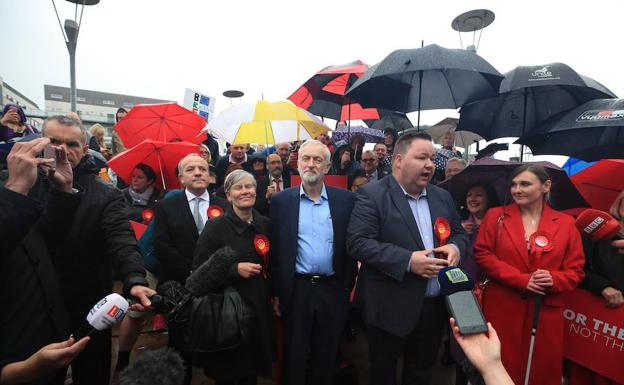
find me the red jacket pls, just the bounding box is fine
[475,203,585,385]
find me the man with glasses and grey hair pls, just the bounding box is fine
[29,115,155,385]
[270,139,357,385]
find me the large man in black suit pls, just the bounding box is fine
[154,153,229,284]
[153,153,228,385]
[270,139,357,385]
[347,131,469,385]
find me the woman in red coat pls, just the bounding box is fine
[474,164,585,385]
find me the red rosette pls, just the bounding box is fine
[254,234,270,278]
[141,209,155,224]
[254,234,270,257]
[207,205,224,219]
[434,217,451,246]
[529,231,554,253]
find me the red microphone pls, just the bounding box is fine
[575,209,623,241]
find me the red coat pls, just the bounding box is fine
[475,203,585,385]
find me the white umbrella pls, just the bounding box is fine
[426,117,483,148]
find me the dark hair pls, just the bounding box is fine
[508,164,551,185]
[348,169,367,190]
[134,163,156,182]
[116,107,128,123]
[508,164,552,202]
[460,182,501,219]
[394,131,433,156]
[2,103,26,123]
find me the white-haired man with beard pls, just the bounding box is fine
[269,139,357,385]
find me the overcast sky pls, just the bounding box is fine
[1,0,622,162]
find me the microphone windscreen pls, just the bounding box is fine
[185,246,238,297]
[575,209,621,241]
[86,293,129,331]
[119,348,185,385]
[438,267,474,296]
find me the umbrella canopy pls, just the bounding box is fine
[205,100,330,145]
[426,117,482,148]
[331,125,384,144]
[457,63,616,141]
[516,98,624,161]
[561,157,595,176]
[114,103,207,148]
[346,44,504,127]
[366,111,413,132]
[288,60,385,121]
[570,159,624,212]
[438,157,588,211]
[107,139,200,190]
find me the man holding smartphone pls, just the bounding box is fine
[30,115,154,385]
[347,131,469,385]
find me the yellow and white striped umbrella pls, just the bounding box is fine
[205,100,330,145]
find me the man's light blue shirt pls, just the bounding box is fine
[296,184,334,275]
[399,184,440,296]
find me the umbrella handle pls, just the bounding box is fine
[523,295,544,385]
[156,151,166,190]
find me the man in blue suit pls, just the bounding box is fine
[270,139,356,385]
[347,131,469,385]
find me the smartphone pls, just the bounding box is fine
[445,291,488,335]
[43,144,56,168]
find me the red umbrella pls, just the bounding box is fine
[571,159,624,211]
[288,60,383,121]
[115,103,207,148]
[107,139,200,190]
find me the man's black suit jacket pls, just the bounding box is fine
[269,184,357,311]
[153,191,229,283]
[254,176,291,216]
[347,175,469,337]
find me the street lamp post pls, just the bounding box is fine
[52,0,99,113]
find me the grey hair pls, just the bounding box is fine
[224,169,257,193]
[42,115,88,144]
[446,157,467,168]
[177,153,207,175]
[299,139,331,163]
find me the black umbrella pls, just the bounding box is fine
[516,98,624,161]
[365,111,413,131]
[438,157,588,211]
[457,63,616,141]
[346,44,504,128]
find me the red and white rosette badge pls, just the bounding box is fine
[434,218,451,258]
[529,231,554,263]
[254,234,270,278]
[141,209,155,224]
[207,205,224,219]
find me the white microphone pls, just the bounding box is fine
[73,294,129,339]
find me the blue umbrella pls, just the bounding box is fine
[561,157,595,176]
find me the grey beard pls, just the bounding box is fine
[301,172,323,185]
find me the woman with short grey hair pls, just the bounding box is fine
[192,169,274,385]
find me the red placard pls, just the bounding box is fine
[129,220,148,240]
[563,289,624,383]
[290,175,348,189]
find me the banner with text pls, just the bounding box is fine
[183,88,215,122]
[563,289,624,383]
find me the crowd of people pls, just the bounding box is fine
[1,108,624,385]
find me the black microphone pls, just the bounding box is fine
[438,266,488,334]
[185,246,238,297]
[118,348,185,385]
